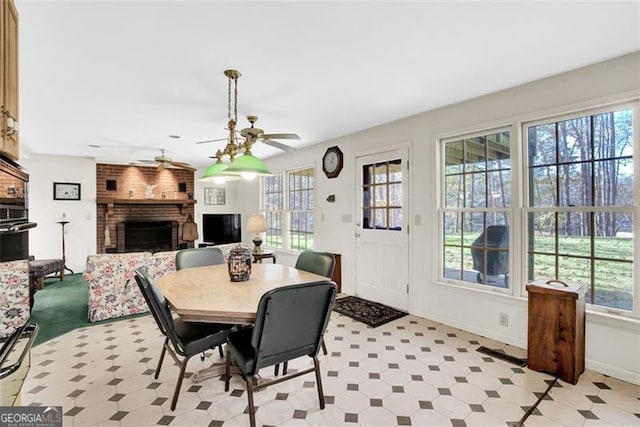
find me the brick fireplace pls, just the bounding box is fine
[95,164,196,254]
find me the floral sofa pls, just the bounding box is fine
[0,260,30,338]
[84,244,247,322]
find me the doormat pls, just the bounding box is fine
[476,346,527,367]
[333,296,407,327]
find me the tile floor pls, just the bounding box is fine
[22,312,640,426]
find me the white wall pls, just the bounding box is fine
[252,52,640,385]
[20,154,96,273]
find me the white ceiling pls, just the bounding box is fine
[17,1,640,167]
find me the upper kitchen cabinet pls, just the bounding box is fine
[1,0,19,161]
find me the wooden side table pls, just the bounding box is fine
[252,250,276,264]
[526,280,586,384]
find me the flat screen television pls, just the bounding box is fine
[202,213,241,245]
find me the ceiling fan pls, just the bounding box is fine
[195,115,300,153]
[136,149,196,171]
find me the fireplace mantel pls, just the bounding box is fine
[97,198,196,215]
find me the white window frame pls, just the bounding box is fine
[522,102,638,317]
[261,165,315,253]
[439,126,514,295]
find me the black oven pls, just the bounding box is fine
[0,158,35,261]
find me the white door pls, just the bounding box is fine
[355,148,409,310]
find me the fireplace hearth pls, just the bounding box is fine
[116,221,178,253]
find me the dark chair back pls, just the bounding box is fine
[294,251,335,278]
[176,247,225,270]
[249,280,336,374]
[134,268,184,354]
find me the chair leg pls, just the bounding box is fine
[321,337,327,355]
[170,355,191,411]
[313,356,325,409]
[218,344,224,359]
[155,338,169,379]
[274,364,279,376]
[282,361,288,375]
[224,349,231,392]
[246,375,257,427]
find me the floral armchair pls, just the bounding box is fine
[0,260,30,338]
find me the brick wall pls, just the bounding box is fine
[95,164,195,253]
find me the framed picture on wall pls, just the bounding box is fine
[53,182,81,200]
[204,187,225,205]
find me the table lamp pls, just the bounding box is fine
[246,214,267,253]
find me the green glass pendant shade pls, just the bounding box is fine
[225,154,272,177]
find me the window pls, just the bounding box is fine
[442,130,511,288]
[261,166,314,251]
[526,106,634,312]
[362,159,403,230]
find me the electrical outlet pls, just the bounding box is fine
[499,313,509,327]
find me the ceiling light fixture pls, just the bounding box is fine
[199,69,272,183]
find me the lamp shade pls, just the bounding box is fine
[225,154,272,179]
[246,214,268,234]
[198,160,240,183]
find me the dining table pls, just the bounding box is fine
[156,263,328,382]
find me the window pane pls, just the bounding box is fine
[487,170,511,208]
[464,212,485,247]
[363,208,373,229]
[445,141,464,175]
[528,123,556,166]
[445,175,463,208]
[528,212,555,254]
[594,159,633,207]
[465,172,486,208]
[594,213,633,261]
[529,165,557,207]
[557,116,591,163]
[465,137,486,172]
[373,208,386,229]
[444,212,462,246]
[486,131,510,171]
[362,186,373,209]
[558,162,592,207]
[529,253,556,281]
[389,208,402,230]
[594,109,633,159]
[389,183,402,207]
[388,160,402,182]
[375,163,387,184]
[592,260,633,311]
[374,185,387,207]
[557,212,591,257]
[558,256,591,286]
[444,246,463,281]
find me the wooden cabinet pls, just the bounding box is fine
[331,253,342,293]
[1,0,19,160]
[526,281,586,384]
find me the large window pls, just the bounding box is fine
[526,107,634,312]
[442,130,511,289]
[262,166,314,252]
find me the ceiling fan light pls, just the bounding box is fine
[225,153,272,178]
[240,171,258,181]
[213,176,228,184]
[199,161,230,182]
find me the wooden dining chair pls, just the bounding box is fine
[175,246,225,270]
[224,280,337,427]
[134,268,235,410]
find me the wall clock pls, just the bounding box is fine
[322,146,343,179]
[53,182,81,200]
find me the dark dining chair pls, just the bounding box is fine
[295,250,336,278]
[134,268,235,411]
[224,280,337,427]
[293,250,335,358]
[175,246,225,270]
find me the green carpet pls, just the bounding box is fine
[29,273,148,346]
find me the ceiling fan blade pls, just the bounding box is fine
[195,137,228,145]
[262,139,297,153]
[170,161,196,171]
[262,133,300,140]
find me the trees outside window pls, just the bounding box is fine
[526,107,634,311]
